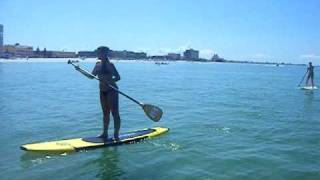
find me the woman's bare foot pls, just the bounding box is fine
[113,134,120,142]
[97,133,108,141]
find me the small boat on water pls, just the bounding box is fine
[155,61,169,65]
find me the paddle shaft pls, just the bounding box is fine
[298,70,308,87]
[69,61,143,107]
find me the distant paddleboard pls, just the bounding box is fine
[300,86,318,90]
[21,127,169,152]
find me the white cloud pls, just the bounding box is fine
[249,53,272,59]
[140,48,177,56]
[158,48,174,54]
[300,54,320,59]
[137,44,192,56]
[178,44,192,52]
[199,49,215,59]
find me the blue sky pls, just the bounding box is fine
[0,0,320,63]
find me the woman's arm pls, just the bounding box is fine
[92,62,99,76]
[111,64,121,82]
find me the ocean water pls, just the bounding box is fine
[0,59,319,180]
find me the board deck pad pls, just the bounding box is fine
[21,127,168,152]
[82,129,155,143]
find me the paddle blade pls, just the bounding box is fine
[142,104,163,122]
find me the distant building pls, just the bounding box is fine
[149,55,167,60]
[32,47,76,58]
[183,49,199,60]
[167,53,181,60]
[46,51,76,58]
[110,50,147,59]
[32,47,42,57]
[4,43,33,57]
[0,24,3,57]
[211,54,225,62]
[77,51,97,58]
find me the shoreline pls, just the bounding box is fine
[0,58,307,66]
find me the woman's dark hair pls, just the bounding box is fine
[96,46,110,54]
[96,46,110,74]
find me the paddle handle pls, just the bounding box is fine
[68,60,143,107]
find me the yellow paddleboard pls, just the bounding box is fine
[21,127,169,152]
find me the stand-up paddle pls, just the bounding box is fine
[298,71,308,87]
[67,60,163,122]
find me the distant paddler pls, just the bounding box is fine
[306,62,315,87]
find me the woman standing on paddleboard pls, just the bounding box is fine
[92,46,121,141]
[306,62,315,87]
